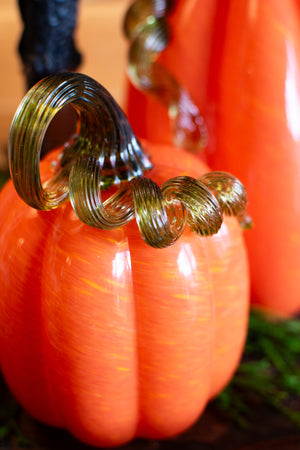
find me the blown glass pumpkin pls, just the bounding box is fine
[0,73,249,447]
[204,0,300,317]
[124,0,300,317]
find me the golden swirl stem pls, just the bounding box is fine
[70,164,249,248]
[69,154,135,229]
[200,172,252,229]
[124,0,208,151]
[8,72,249,248]
[70,160,249,248]
[9,72,152,210]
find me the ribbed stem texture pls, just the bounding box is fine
[8,72,249,248]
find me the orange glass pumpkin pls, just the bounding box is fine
[0,73,249,447]
[204,0,300,317]
[125,0,300,317]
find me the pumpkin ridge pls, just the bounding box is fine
[39,204,139,446]
[126,221,214,438]
[125,224,144,437]
[0,185,64,426]
[40,207,72,428]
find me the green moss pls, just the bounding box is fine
[215,309,300,427]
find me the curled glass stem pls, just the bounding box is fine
[124,0,208,151]
[70,165,249,248]
[9,72,152,210]
[9,72,249,248]
[200,172,253,229]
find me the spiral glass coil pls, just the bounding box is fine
[124,0,208,151]
[9,72,153,210]
[9,73,249,248]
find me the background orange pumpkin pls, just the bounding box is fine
[0,139,249,447]
[204,0,300,317]
[125,0,300,317]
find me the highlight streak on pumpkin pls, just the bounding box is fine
[8,73,249,249]
[128,224,214,438]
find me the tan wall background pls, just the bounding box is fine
[0,0,129,168]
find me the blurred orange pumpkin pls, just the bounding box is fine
[0,140,249,447]
[125,0,300,317]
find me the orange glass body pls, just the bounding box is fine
[0,141,249,447]
[125,0,300,317]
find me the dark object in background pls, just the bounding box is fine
[18,0,82,89]
[17,0,82,153]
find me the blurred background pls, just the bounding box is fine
[0,0,128,168]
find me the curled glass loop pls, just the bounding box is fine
[130,176,179,248]
[124,0,208,151]
[69,154,135,230]
[9,72,249,248]
[9,72,152,210]
[162,176,222,236]
[200,172,253,229]
[69,164,249,248]
[70,168,249,247]
[123,0,175,42]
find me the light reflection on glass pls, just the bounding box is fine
[177,244,196,278]
[112,250,131,279]
[285,41,300,141]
